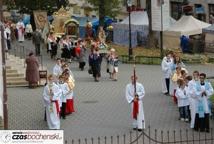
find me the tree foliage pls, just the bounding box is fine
[5,0,68,14]
[87,0,122,18]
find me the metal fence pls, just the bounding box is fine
[67,126,214,144]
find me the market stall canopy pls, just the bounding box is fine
[113,11,149,48]
[165,15,211,36]
[203,24,214,34]
[120,11,149,26]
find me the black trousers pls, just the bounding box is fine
[61,102,66,118]
[35,44,40,56]
[165,78,170,93]
[194,113,210,132]
[79,62,86,70]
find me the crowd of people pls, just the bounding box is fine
[161,51,214,132]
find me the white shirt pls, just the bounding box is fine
[175,87,190,107]
[53,64,62,77]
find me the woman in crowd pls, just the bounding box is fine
[108,48,119,81]
[25,52,40,88]
[89,47,102,82]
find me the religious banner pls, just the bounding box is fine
[151,0,170,31]
[33,11,48,29]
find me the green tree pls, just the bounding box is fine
[87,0,122,26]
[5,0,68,14]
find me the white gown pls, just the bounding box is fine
[43,83,62,129]
[188,79,198,128]
[195,82,214,114]
[161,57,173,93]
[126,82,145,129]
[58,82,70,107]
[16,21,25,42]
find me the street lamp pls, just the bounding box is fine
[127,0,132,60]
[160,0,164,59]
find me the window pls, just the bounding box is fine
[170,2,182,20]
[209,4,214,24]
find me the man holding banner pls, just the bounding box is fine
[126,74,145,131]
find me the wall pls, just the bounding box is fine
[0,31,3,119]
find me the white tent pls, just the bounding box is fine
[165,15,211,36]
[120,11,149,26]
[163,15,211,50]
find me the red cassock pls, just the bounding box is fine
[133,100,139,120]
[66,99,75,114]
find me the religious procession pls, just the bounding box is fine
[2,1,214,143]
[161,51,214,132]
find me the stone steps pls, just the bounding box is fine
[6,54,28,87]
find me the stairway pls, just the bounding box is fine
[6,54,28,87]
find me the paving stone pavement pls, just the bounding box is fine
[7,40,214,143]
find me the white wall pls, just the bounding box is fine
[0,31,3,118]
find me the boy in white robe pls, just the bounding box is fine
[58,75,69,119]
[43,75,62,129]
[126,75,145,131]
[188,71,200,128]
[161,52,173,95]
[53,58,63,82]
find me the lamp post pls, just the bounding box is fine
[160,0,164,59]
[127,0,132,60]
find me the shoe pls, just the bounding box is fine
[185,118,189,122]
[62,117,66,120]
[164,92,169,96]
[181,118,185,121]
[138,129,142,132]
[133,128,137,131]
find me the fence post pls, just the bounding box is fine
[142,129,145,144]
[98,137,100,144]
[186,129,188,144]
[135,131,138,144]
[85,138,87,144]
[173,130,176,143]
[123,134,126,144]
[149,126,151,144]
[91,138,94,144]
[167,131,169,143]
[180,129,182,144]
[192,129,194,144]
[129,131,132,143]
[198,130,201,144]
[104,136,107,144]
[111,136,113,144]
[211,128,213,143]
[161,131,163,143]
[117,135,119,144]
[78,139,81,144]
[72,139,74,144]
[155,129,157,144]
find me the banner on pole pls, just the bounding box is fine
[33,11,48,30]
